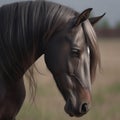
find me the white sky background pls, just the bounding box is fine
[0,0,120,27]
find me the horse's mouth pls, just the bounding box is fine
[65,110,84,117]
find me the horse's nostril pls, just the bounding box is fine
[80,103,89,114]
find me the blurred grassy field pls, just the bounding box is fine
[17,38,120,120]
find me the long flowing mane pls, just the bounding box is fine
[0,0,100,96]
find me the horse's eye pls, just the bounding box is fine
[71,48,81,58]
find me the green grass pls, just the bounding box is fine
[17,82,120,120]
[107,82,120,94]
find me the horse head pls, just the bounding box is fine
[44,8,104,117]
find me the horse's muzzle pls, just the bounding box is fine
[64,98,90,117]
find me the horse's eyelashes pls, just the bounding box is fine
[71,48,81,58]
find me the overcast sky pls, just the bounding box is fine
[0,0,119,27]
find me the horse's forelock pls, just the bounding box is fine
[82,20,101,82]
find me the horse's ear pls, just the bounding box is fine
[75,8,93,26]
[89,13,106,25]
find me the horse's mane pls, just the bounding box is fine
[0,0,100,97]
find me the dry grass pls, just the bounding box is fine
[17,38,120,120]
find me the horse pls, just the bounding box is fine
[0,0,105,119]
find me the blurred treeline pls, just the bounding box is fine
[95,19,120,38]
[96,19,120,29]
